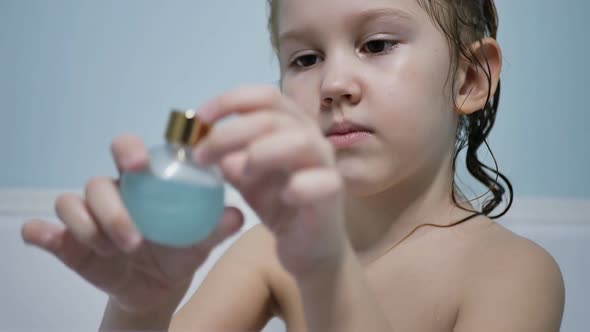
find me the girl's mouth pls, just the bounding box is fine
[327,131,373,148]
[324,121,374,149]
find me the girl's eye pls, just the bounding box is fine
[291,54,320,68]
[362,39,398,54]
[289,39,397,69]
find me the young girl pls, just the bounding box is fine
[21,0,565,331]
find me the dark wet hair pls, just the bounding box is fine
[266,0,513,220]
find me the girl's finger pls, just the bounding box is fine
[110,134,149,175]
[193,110,297,166]
[85,177,143,253]
[241,131,334,184]
[197,85,286,124]
[21,219,66,253]
[22,219,103,275]
[218,151,248,188]
[55,193,118,257]
[281,167,344,207]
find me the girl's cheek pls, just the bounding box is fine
[283,81,318,114]
[281,79,298,98]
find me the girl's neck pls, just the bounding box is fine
[344,158,474,263]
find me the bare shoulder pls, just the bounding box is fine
[171,224,306,331]
[454,218,566,331]
[465,219,564,283]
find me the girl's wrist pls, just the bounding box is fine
[99,297,178,331]
[101,279,192,330]
[288,236,353,282]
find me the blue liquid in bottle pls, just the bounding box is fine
[119,110,225,248]
[120,172,224,247]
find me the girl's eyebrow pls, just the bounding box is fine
[278,7,415,44]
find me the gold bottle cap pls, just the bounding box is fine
[165,109,210,146]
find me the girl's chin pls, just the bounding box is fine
[341,173,389,197]
[336,155,397,195]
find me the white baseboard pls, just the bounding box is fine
[0,188,588,225]
[0,188,69,217]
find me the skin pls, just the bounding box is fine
[21,0,565,331]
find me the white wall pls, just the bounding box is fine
[1,0,589,197]
[1,190,588,331]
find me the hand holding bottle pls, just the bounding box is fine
[21,134,244,315]
[193,85,349,276]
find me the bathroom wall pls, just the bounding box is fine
[1,0,589,198]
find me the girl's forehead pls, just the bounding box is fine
[277,0,427,30]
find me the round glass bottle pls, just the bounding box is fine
[120,110,225,247]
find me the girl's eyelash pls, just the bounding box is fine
[290,54,320,69]
[289,39,399,69]
[362,39,399,54]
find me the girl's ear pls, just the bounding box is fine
[454,37,502,115]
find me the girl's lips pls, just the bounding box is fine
[327,131,372,148]
[325,121,373,136]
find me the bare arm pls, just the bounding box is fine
[100,292,184,332]
[169,225,276,331]
[453,237,565,332]
[174,225,393,332]
[98,224,276,332]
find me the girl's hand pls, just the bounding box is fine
[194,85,348,275]
[21,135,244,315]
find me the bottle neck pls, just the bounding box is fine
[165,142,194,163]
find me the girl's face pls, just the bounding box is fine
[277,0,461,196]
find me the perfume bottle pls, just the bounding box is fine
[119,109,225,247]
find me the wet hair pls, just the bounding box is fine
[265,0,513,221]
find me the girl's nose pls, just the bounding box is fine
[320,65,362,108]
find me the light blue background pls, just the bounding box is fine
[1,0,588,198]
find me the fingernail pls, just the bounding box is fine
[39,232,58,250]
[121,153,145,170]
[121,232,142,253]
[40,231,57,248]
